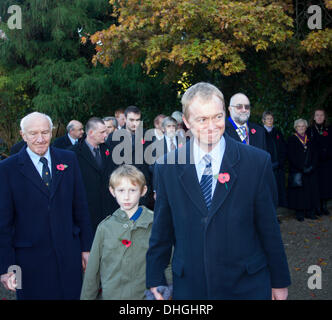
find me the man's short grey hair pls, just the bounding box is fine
[20,112,53,133]
[294,118,308,129]
[171,111,183,124]
[181,82,225,119]
[103,116,118,128]
[85,117,105,133]
[162,116,177,129]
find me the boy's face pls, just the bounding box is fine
[110,178,147,217]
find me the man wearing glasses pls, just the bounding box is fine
[226,93,267,151]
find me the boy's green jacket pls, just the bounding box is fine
[80,206,171,300]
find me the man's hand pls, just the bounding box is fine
[272,288,288,300]
[150,287,164,300]
[81,252,90,272]
[1,272,17,292]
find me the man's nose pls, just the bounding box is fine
[36,134,44,142]
[207,118,217,129]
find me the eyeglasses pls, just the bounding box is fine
[232,104,250,111]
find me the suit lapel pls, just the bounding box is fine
[50,147,65,199]
[80,141,102,172]
[18,148,50,197]
[209,134,240,218]
[178,140,209,217]
[100,143,110,171]
[64,134,73,148]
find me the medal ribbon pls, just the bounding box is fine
[295,133,308,147]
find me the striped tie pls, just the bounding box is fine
[200,154,212,210]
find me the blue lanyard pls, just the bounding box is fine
[228,117,247,144]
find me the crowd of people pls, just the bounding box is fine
[0,82,331,300]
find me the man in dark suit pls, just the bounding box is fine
[146,82,291,300]
[0,112,93,300]
[9,140,27,156]
[70,117,118,233]
[52,120,84,149]
[225,93,267,151]
[106,106,154,209]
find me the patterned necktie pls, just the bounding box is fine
[93,147,102,167]
[240,125,249,144]
[200,154,212,210]
[240,126,247,137]
[40,157,51,188]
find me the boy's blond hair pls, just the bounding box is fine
[109,165,146,192]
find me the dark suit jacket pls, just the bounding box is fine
[70,141,118,233]
[225,118,267,151]
[146,134,291,299]
[106,129,154,209]
[10,140,27,156]
[0,147,93,299]
[52,134,74,149]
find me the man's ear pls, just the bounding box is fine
[20,130,27,142]
[182,116,190,130]
[141,185,148,197]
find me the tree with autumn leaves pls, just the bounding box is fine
[1,0,331,151]
[90,0,332,132]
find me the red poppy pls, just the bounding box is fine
[105,149,110,156]
[141,139,145,145]
[323,131,328,136]
[178,143,183,148]
[251,128,256,134]
[56,164,68,171]
[218,173,230,184]
[121,239,132,248]
[276,135,280,140]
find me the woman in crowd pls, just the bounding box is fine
[287,119,320,221]
[262,111,287,208]
[306,109,331,216]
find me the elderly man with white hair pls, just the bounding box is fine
[225,93,267,151]
[53,119,84,149]
[0,112,93,299]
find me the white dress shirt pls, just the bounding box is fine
[26,147,52,178]
[165,135,177,152]
[193,136,226,197]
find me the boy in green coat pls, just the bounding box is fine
[81,164,170,299]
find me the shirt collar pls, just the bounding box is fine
[264,125,273,132]
[26,146,51,166]
[67,133,77,145]
[113,206,152,228]
[193,135,225,165]
[85,139,99,153]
